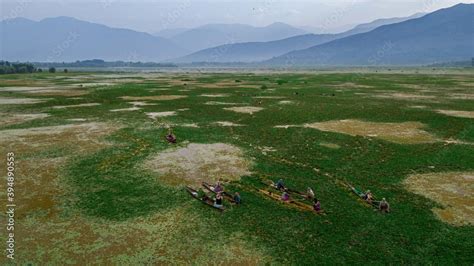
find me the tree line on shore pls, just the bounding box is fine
[0,61,59,74]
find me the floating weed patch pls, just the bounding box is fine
[304,119,437,144]
[404,172,474,226]
[66,129,181,220]
[143,143,252,186]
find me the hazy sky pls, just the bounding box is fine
[2,0,473,33]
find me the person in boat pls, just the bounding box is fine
[281,191,290,201]
[313,198,321,212]
[276,179,286,191]
[214,192,223,208]
[379,198,390,213]
[201,191,210,202]
[363,190,373,204]
[233,192,241,204]
[307,187,315,199]
[166,128,177,143]
[213,181,224,193]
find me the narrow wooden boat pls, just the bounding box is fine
[186,186,224,211]
[201,182,236,204]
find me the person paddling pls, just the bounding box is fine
[276,179,286,191]
[281,191,290,201]
[213,180,224,193]
[214,192,223,208]
[379,198,390,213]
[306,187,315,199]
[363,190,374,204]
[313,198,321,212]
[166,128,176,143]
[233,192,241,204]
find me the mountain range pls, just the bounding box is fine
[0,17,187,62]
[172,12,428,63]
[266,3,473,66]
[166,22,308,52]
[1,4,472,66]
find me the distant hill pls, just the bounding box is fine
[342,12,426,36]
[266,4,474,66]
[170,22,307,52]
[0,17,188,62]
[173,34,339,63]
[173,13,427,63]
[153,27,189,38]
[428,60,473,67]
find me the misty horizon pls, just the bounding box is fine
[2,0,474,34]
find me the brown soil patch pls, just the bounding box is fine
[24,89,88,97]
[436,110,474,119]
[319,142,341,149]
[0,122,118,155]
[204,101,241,106]
[143,143,252,187]
[409,105,428,109]
[180,123,199,128]
[52,103,101,109]
[449,93,474,100]
[254,96,285,99]
[120,95,187,101]
[0,97,48,105]
[110,107,142,112]
[0,122,119,223]
[200,93,230,98]
[1,86,53,92]
[327,82,373,89]
[146,111,177,119]
[0,113,49,126]
[274,125,299,129]
[196,80,259,89]
[214,121,245,127]
[223,106,264,114]
[127,101,157,106]
[304,119,437,144]
[375,93,436,100]
[404,172,474,226]
[75,82,114,87]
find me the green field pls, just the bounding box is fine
[0,70,473,264]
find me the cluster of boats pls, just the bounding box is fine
[186,179,390,214]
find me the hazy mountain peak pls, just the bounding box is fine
[170,22,307,52]
[267,3,474,66]
[1,16,188,62]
